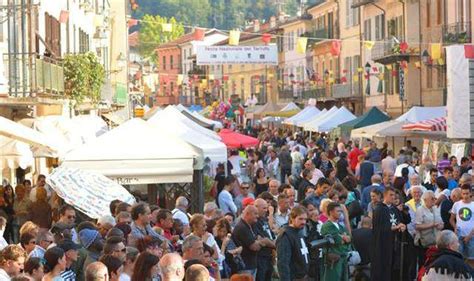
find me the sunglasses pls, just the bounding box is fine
[115,248,127,253]
[67,215,76,220]
[241,186,250,189]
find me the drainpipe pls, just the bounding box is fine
[417,0,423,107]
[399,0,406,113]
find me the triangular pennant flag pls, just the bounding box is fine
[229,30,240,45]
[364,41,375,50]
[262,33,272,44]
[353,75,359,82]
[357,67,364,73]
[340,76,347,83]
[438,58,445,65]
[392,70,398,77]
[386,65,393,70]
[209,74,215,80]
[464,45,474,59]
[378,73,384,80]
[431,43,442,60]
[194,28,205,41]
[330,40,341,56]
[162,23,172,32]
[415,61,421,68]
[128,19,138,28]
[296,37,308,54]
[59,10,69,23]
[177,74,183,85]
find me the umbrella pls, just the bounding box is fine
[402,117,447,131]
[218,129,259,149]
[47,166,136,219]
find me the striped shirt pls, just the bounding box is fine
[60,269,76,281]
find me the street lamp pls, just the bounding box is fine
[289,73,296,100]
[421,50,430,65]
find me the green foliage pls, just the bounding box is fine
[133,0,299,30]
[63,52,105,106]
[138,14,185,61]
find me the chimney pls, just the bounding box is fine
[270,16,276,28]
[253,19,260,32]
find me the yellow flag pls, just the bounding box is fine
[328,77,335,84]
[357,67,363,73]
[364,41,375,50]
[208,74,214,80]
[229,30,240,45]
[268,73,274,78]
[438,58,445,65]
[353,75,359,82]
[296,37,308,54]
[177,74,183,85]
[386,65,393,70]
[162,23,172,32]
[431,43,442,60]
[415,62,421,68]
[378,73,384,80]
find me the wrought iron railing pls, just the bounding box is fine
[332,82,361,99]
[442,21,472,44]
[3,53,65,97]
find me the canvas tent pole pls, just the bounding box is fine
[191,170,204,213]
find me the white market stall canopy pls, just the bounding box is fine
[62,119,198,185]
[280,102,300,112]
[396,106,446,122]
[305,107,356,132]
[0,137,34,169]
[147,113,227,165]
[149,106,221,141]
[283,106,321,126]
[301,106,338,129]
[175,104,223,129]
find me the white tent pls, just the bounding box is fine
[191,111,223,129]
[396,106,446,122]
[351,120,401,139]
[307,107,356,132]
[147,114,227,165]
[175,104,223,129]
[283,106,321,126]
[149,106,221,141]
[62,119,198,185]
[0,137,34,169]
[301,106,338,129]
[280,102,300,112]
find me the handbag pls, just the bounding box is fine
[347,199,364,220]
[347,250,361,266]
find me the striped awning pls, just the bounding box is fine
[402,117,447,132]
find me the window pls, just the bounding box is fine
[346,0,360,27]
[375,14,385,40]
[162,56,166,70]
[78,29,89,53]
[170,82,174,95]
[344,57,351,78]
[45,13,61,55]
[436,67,446,88]
[437,0,442,24]
[170,55,174,69]
[426,67,433,88]
[364,19,372,40]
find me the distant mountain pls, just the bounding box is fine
[132,0,305,30]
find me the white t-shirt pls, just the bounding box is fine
[172,208,190,226]
[434,188,450,200]
[451,201,474,237]
[119,273,131,281]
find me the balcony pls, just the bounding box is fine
[442,22,472,45]
[3,53,65,98]
[351,0,375,8]
[155,95,178,105]
[278,87,327,101]
[371,37,419,64]
[332,82,361,99]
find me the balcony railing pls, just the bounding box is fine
[371,36,419,64]
[442,22,472,45]
[332,82,361,99]
[3,53,65,98]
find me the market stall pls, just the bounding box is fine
[304,106,357,132]
[218,129,259,149]
[300,107,337,129]
[333,107,391,139]
[282,106,318,125]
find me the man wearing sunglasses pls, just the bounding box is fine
[29,229,54,259]
[58,205,79,243]
[103,236,127,262]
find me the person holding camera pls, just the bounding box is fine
[276,206,309,281]
[320,202,352,281]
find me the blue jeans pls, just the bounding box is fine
[459,235,474,259]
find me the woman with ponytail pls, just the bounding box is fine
[42,246,66,281]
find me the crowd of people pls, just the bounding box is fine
[0,126,474,281]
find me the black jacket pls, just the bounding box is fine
[276,226,309,281]
[304,219,322,279]
[427,248,474,279]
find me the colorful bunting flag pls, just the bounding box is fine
[357,67,364,73]
[464,45,474,59]
[353,75,359,82]
[194,28,205,41]
[431,43,442,60]
[59,10,69,23]
[341,76,347,83]
[209,74,214,80]
[399,42,409,53]
[262,33,272,44]
[364,41,375,50]
[386,65,393,70]
[437,58,445,65]
[391,70,398,77]
[162,23,172,32]
[229,30,240,45]
[415,61,421,68]
[296,37,308,54]
[330,40,342,56]
[177,74,183,85]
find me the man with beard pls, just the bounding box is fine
[276,206,309,280]
[254,198,276,281]
[371,187,406,281]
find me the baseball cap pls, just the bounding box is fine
[242,197,255,208]
[57,239,81,252]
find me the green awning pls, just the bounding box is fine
[334,106,391,139]
[115,83,127,105]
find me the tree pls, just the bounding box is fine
[63,53,105,107]
[138,15,185,62]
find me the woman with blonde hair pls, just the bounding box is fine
[190,214,223,270]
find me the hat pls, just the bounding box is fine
[97,215,116,227]
[57,239,81,252]
[50,222,74,234]
[79,229,100,249]
[242,197,255,208]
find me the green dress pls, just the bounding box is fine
[320,221,351,281]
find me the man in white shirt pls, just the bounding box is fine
[381,150,397,175]
[172,196,191,234]
[394,156,416,177]
[271,193,290,231]
[29,174,52,202]
[0,245,26,281]
[218,176,238,216]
